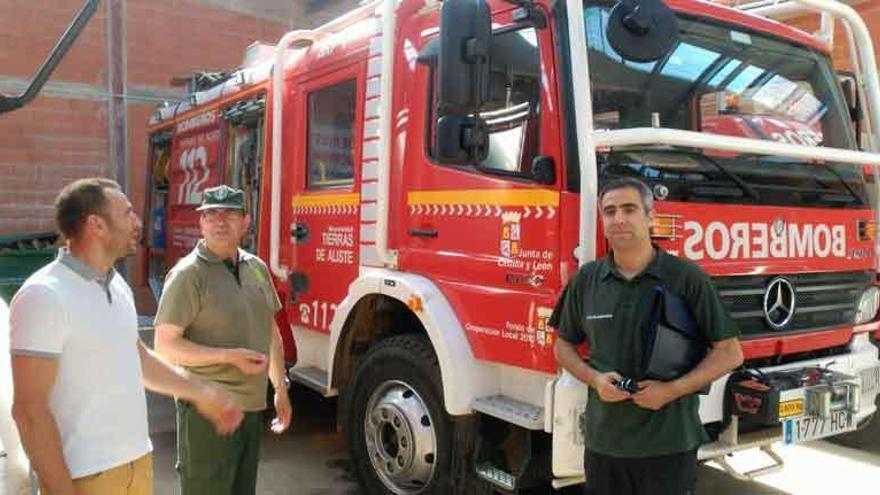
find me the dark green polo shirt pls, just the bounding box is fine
[556,248,738,457]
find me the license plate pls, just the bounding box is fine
[783,410,856,444]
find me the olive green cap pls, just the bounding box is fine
[196,185,245,212]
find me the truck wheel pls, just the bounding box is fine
[346,334,453,494]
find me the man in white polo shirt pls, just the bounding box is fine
[9,178,244,495]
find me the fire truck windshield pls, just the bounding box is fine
[584,3,867,208]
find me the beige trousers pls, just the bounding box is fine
[40,454,152,495]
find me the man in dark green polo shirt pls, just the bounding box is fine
[554,177,743,495]
[153,185,292,495]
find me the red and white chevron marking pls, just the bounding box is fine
[408,204,556,218]
[293,204,359,215]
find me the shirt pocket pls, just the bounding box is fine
[238,278,273,314]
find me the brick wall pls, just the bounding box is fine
[0,97,108,234]
[296,0,360,29]
[0,0,354,309]
[0,0,276,236]
[0,0,357,235]
[0,0,108,234]
[2,1,108,84]
[126,0,292,88]
[0,0,354,239]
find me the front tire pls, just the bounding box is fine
[346,334,453,494]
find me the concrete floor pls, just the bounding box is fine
[147,383,880,495]
[149,385,361,495]
[150,430,361,495]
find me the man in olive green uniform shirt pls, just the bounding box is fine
[555,178,743,495]
[154,185,292,495]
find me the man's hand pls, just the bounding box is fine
[270,389,292,434]
[224,348,268,375]
[633,380,680,410]
[192,383,244,435]
[591,371,632,403]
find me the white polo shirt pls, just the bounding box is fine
[9,251,151,478]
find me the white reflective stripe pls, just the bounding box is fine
[366,78,382,99]
[360,202,378,222]
[363,118,381,139]
[362,181,378,200]
[362,140,380,161]
[360,223,377,242]
[359,245,382,266]
[367,57,383,77]
[369,36,383,55]
[362,161,378,181]
[365,99,381,119]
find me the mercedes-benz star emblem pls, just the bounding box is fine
[764,277,796,329]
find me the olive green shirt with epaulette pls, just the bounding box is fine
[556,248,738,457]
[155,240,282,412]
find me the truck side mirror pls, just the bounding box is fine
[435,0,492,164]
[839,75,861,119]
[606,0,678,63]
[532,155,556,185]
[841,77,856,109]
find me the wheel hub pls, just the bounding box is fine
[364,380,437,494]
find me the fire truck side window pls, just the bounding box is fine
[428,27,541,177]
[307,79,357,190]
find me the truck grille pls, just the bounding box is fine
[713,271,872,337]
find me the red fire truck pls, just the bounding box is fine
[145,0,880,492]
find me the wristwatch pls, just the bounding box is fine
[279,375,291,391]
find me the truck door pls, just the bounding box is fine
[401,24,564,373]
[287,69,363,334]
[166,109,222,266]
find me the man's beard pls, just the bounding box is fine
[103,218,137,258]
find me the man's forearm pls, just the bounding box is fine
[555,339,598,387]
[268,325,286,392]
[673,339,744,396]
[12,406,75,494]
[139,341,207,403]
[153,324,230,367]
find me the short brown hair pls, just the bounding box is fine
[599,177,653,213]
[54,178,121,240]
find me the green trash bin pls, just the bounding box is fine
[0,232,59,303]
